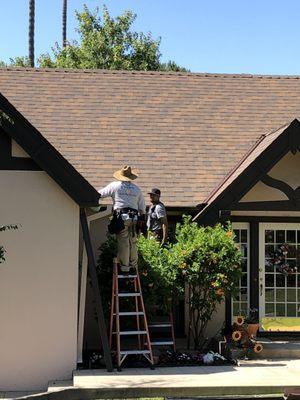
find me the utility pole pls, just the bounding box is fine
[29,0,35,67]
[62,0,67,48]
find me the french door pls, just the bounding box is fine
[232,223,250,318]
[259,223,300,332]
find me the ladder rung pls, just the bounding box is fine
[120,350,150,355]
[118,274,137,278]
[147,341,174,345]
[119,330,147,335]
[117,292,141,297]
[114,312,144,316]
[148,323,172,328]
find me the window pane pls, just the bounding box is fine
[276,303,285,316]
[233,230,240,243]
[233,302,239,315]
[287,230,296,243]
[276,289,285,302]
[265,303,275,316]
[287,289,296,302]
[265,288,274,302]
[265,245,274,258]
[241,244,247,258]
[276,230,285,243]
[241,274,248,287]
[241,259,247,272]
[276,274,286,287]
[265,259,274,273]
[265,230,274,243]
[288,245,296,258]
[241,230,247,243]
[265,274,274,287]
[287,274,296,287]
[287,303,296,317]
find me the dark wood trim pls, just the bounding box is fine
[225,297,232,332]
[80,208,113,372]
[231,216,300,223]
[0,129,41,170]
[196,119,300,225]
[261,174,297,202]
[0,129,11,160]
[249,221,259,311]
[0,93,100,206]
[233,200,300,211]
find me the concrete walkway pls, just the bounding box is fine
[2,359,300,399]
[69,359,300,397]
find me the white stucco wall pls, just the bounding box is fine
[0,171,79,391]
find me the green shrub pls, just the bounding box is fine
[97,216,242,349]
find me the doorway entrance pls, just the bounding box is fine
[259,223,300,332]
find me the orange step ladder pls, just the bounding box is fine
[109,257,154,370]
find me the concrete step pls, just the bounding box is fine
[255,339,300,359]
[227,339,300,360]
[48,379,74,392]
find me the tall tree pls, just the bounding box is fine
[29,0,35,67]
[38,5,187,71]
[62,0,67,48]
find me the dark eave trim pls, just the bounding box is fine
[0,92,100,207]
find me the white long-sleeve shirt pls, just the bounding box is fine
[98,181,146,213]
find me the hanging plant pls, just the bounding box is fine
[271,243,297,276]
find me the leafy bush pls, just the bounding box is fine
[97,217,242,349]
[171,217,242,348]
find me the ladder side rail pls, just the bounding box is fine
[113,258,121,369]
[136,272,154,365]
[134,277,142,350]
[109,266,116,348]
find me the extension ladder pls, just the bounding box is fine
[109,257,154,370]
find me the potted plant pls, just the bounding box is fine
[245,308,259,338]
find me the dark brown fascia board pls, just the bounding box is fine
[195,119,300,225]
[0,92,100,207]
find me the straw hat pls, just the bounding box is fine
[113,165,138,181]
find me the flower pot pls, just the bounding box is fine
[247,323,259,338]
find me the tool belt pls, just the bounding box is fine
[108,208,138,235]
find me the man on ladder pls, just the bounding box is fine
[99,166,154,369]
[98,165,146,273]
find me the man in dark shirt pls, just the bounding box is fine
[147,188,168,245]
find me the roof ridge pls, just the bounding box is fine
[1,67,300,79]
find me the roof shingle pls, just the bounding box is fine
[1,68,300,207]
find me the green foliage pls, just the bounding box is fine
[173,216,242,348]
[97,217,241,350]
[9,56,31,67]
[35,5,187,71]
[0,224,18,264]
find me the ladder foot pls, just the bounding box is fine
[150,365,155,370]
[117,367,122,372]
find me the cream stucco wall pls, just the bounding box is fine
[0,171,79,390]
[240,151,300,203]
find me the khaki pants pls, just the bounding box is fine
[116,219,137,269]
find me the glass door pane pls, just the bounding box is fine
[260,223,300,332]
[232,223,249,320]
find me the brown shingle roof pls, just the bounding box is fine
[1,68,300,207]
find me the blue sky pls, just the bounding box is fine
[1,0,300,75]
